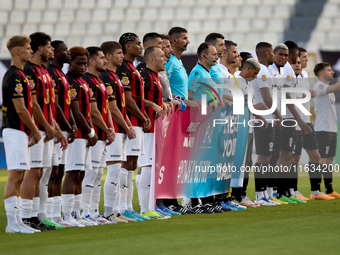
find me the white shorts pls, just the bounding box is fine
[30,131,54,168]
[106,133,127,162]
[51,142,60,166]
[58,131,69,165]
[3,128,30,171]
[138,133,154,167]
[65,138,91,171]
[91,140,107,169]
[126,126,145,156]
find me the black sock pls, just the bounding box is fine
[323,164,334,194]
[232,188,242,202]
[206,196,215,204]
[290,163,298,191]
[162,198,179,207]
[308,162,321,191]
[215,194,224,203]
[191,198,200,207]
[200,197,207,205]
[156,199,163,207]
[254,163,266,192]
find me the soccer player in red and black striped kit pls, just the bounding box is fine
[81,46,115,225]
[62,46,98,227]
[46,40,77,226]
[100,41,141,222]
[3,35,42,233]
[115,33,151,221]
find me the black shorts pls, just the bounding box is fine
[316,131,337,158]
[254,125,274,156]
[302,123,318,151]
[281,119,296,152]
[292,131,303,157]
[270,126,282,165]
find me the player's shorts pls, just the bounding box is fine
[65,138,91,171]
[254,125,275,156]
[51,141,60,166]
[281,119,296,152]
[126,126,144,156]
[316,131,337,158]
[293,123,318,157]
[245,132,253,166]
[3,128,30,171]
[138,133,154,167]
[270,126,282,166]
[106,133,127,162]
[58,131,69,165]
[91,140,107,169]
[30,131,54,168]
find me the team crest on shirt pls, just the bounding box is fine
[15,83,23,93]
[70,88,77,98]
[261,75,267,81]
[107,86,113,95]
[52,79,56,87]
[29,79,35,89]
[90,88,94,97]
[121,77,129,85]
[287,75,291,81]
[319,84,324,89]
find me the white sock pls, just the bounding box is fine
[61,194,74,221]
[267,187,274,198]
[136,174,141,210]
[81,169,98,217]
[31,197,39,218]
[264,190,269,199]
[90,167,103,218]
[119,168,128,214]
[273,189,277,195]
[21,198,33,219]
[4,196,18,227]
[16,197,24,225]
[289,188,295,197]
[38,167,52,221]
[255,191,264,201]
[52,196,62,221]
[46,197,53,220]
[139,167,151,213]
[72,194,82,219]
[104,163,121,217]
[311,190,319,196]
[127,171,134,212]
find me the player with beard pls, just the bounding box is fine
[115,33,152,221]
[46,41,77,227]
[81,47,115,224]
[62,47,98,227]
[3,35,42,233]
[100,41,142,223]
[21,32,60,231]
[313,63,340,199]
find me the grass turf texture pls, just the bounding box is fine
[0,170,340,255]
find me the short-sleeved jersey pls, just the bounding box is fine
[313,80,337,133]
[83,72,109,141]
[24,61,52,131]
[298,70,311,123]
[136,58,146,73]
[141,67,163,133]
[268,63,285,114]
[158,71,172,101]
[209,62,224,100]
[67,72,91,139]
[99,69,127,134]
[252,64,275,120]
[165,54,188,99]
[2,66,33,135]
[116,59,145,127]
[188,63,218,101]
[218,63,236,96]
[282,61,298,118]
[46,64,72,131]
[41,65,56,120]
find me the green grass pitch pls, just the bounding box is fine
[0,169,339,255]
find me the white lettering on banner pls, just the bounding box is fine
[158,166,165,184]
[177,160,217,184]
[221,115,240,133]
[223,138,236,157]
[164,121,170,138]
[186,122,200,132]
[183,137,195,147]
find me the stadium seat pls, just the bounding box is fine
[109,9,125,22]
[267,19,286,32]
[76,10,91,23]
[159,8,174,21]
[0,0,12,10]
[175,8,191,21]
[5,24,21,37]
[333,18,340,30]
[47,0,62,10]
[196,0,213,7]
[262,32,279,45]
[164,0,179,7]
[203,21,218,33]
[83,36,99,48]
[97,0,112,9]
[187,21,201,34]
[148,0,162,7]
[279,0,296,5]
[26,11,42,24]
[22,24,38,35]
[64,1,79,10]
[230,33,245,44]
[136,21,153,34]
[328,31,340,42]
[245,0,261,6]
[229,0,245,6]
[257,6,273,18]
[225,7,240,18]
[1,37,9,52]
[219,20,235,33]
[184,0,199,7]
[169,21,186,30]
[252,19,267,31]
[71,24,86,36]
[120,21,136,34]
[315,18,333,31]
[55,24,70,37]
[80,0,96,9]
[104,22,120,34]
[59,10,75,24]
[246,33,261,45]
[208,7,223,20]
[88,23,103,36]
[126,9,141,21]
[100,35,118,44]
[235,20,250,32]
[329,0,340,3]
[39,24,54,35]
[43,11,58,24]
[131,0,146,8]
[262,0,278,5]
[14,0,29,10]
[93,10,108,23]
[66,37,82,48]
[31,0,46,10]
[322,4,339,18]
[240,6,256,18]
[274,6,291,18]
[0,12,8,25]
[114,0,129,8]
[142,8,158,21]
[9,11,25,24]
[154,21,169,34]
[192,8,207,20]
